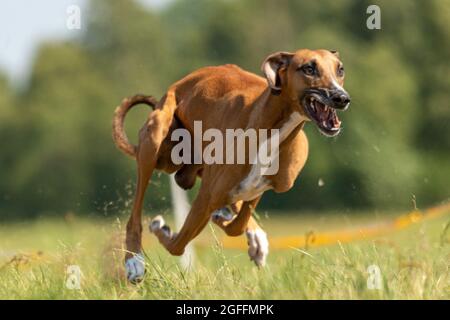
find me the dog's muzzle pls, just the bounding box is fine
[329,90,351,110]
[301,88,350,137]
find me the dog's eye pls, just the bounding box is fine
[301,65,316,76]
[337,65,345,77]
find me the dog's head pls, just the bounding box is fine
[262,49,350,137]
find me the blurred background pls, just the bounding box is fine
[0,0,449,221]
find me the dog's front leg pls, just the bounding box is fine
[245,216,269,267]
[212,197,269,267]
[212,197,260,236]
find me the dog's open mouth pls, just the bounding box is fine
[303,94,342,137]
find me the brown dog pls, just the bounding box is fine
[112,49,350,282]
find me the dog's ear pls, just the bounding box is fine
[261,51,294,93]
[329,50,340,58]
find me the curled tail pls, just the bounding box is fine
[112,94,158,158]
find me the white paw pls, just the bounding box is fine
[149,215,171,237]
[149,215,165,232]
[212,207,233,223]
[246,229,269,267]
[125,253,146,283]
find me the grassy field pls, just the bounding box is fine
[0,208,449,300]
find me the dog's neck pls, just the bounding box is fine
[250,88,307,132]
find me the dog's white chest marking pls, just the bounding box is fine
[231,112,305,202]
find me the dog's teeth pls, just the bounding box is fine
[322,121,327,127]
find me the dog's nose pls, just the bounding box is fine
[331,92,350,109]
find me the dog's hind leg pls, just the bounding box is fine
[125,141,155,283]
[125,92,178,283]
[149,182,214,256]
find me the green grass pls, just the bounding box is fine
[0,210,449,299]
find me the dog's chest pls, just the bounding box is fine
[230,112,306,202]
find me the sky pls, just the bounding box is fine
[0,0,170,86]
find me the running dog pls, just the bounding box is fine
[112,49,350,282]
